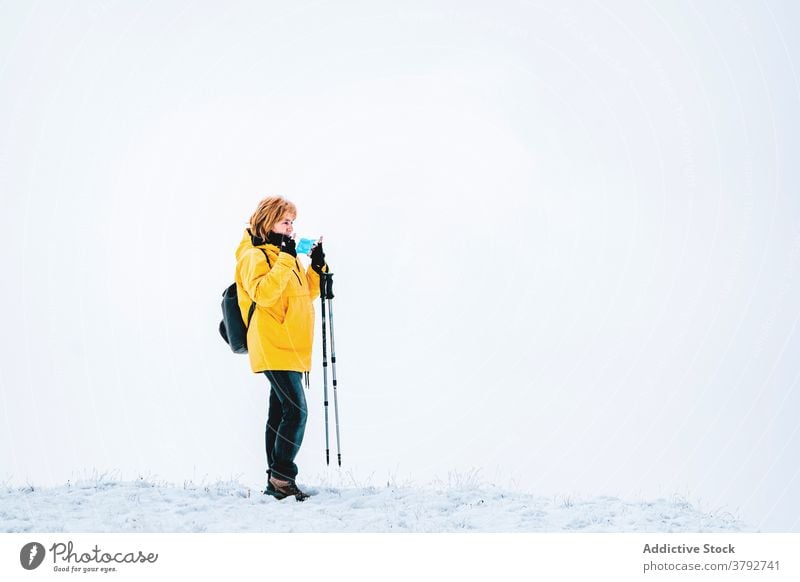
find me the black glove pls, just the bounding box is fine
[310,241,325,271]
[266,231,297,257]
[280,236,297,257]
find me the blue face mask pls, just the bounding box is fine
[295,237,317,255]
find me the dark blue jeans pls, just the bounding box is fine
[264,371,307,482]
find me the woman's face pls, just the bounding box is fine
[271,213,295,236]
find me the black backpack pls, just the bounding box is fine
[219,248,270,354]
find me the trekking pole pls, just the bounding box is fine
[323,273,342,467]
[319,272,331,466]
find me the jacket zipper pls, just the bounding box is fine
[293,259,303,286]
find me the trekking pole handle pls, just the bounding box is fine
[321,272,334,300]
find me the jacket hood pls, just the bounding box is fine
[236,228,277,262]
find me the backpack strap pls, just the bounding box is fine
[259,247,272,268]
[246,248,272,327]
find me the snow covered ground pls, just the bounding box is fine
[0,474,747,533]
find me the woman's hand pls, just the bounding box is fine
[310,237,325,271]
[279,234,297,257]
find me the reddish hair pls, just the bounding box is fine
[248,196,297,240]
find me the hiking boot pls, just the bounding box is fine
[265,476,310,502]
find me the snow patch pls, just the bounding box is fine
[0,476,747,533]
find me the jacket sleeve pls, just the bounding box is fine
[306,263,328,301]
[239,249,296,308]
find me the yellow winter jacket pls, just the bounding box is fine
[234,229,323,373]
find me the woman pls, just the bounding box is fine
[234,195,327,501]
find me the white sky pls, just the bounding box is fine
[1,0,799,531]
